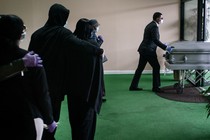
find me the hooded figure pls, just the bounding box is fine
[28,3,103,140]
[0,15,55,140]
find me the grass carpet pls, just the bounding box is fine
[55,74,210,140]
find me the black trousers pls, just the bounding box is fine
[130,52,160,89]
[42,93,97,140]
[1,109,36,140]
[67,96,97,140]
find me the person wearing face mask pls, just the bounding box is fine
[129,12,173,93]
[89,19,103,45]
[89,19,107,102]
[0,14,56,140]
[28,3,103,140]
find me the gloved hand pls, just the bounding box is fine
[166,46,174,53]
[97,35,104,46]
[47,121,57,133]
[97,35,104,42]
[22,51,43,67]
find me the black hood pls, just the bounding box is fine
[45,3,70,26]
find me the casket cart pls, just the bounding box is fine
[164,41,210,94]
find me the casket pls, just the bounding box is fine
[166,41,210,64]
[164,41,210,90]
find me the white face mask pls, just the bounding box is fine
[20,25,27,40]
[160,19,164,24]
[20,32,26,40]
[96,26,99,32]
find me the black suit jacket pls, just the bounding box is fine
[138,21,167,56]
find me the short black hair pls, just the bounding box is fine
[153,12,162,21]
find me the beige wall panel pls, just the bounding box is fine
[0,0,179,72]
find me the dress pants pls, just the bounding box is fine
[130,52,160,89]
[67,96,97,140]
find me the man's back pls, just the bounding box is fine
[29,26,72,97]
[138,21,158,54]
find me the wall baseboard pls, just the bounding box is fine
[104,69,173,74]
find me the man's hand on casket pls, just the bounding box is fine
[166,46,174,53]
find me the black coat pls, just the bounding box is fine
[28,4,103,113]
[138,21,167,56]
[0,47,54,139]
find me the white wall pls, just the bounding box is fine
[0,0,180,73]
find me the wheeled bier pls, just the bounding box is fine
[164,41,210,93]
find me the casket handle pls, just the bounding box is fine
[184,55,187,63]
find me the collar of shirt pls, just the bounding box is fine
[153,20,159,27]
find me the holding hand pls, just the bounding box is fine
[22,51,43,67]
[97,35,104,42]
[97,35,104,46]
[44,121,58,133]
[47,121,57,133]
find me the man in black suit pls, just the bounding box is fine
[129,12,173,93]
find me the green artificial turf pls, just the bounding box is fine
[55,74,210,140]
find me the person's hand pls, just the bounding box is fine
[97,35,104,42]
[97,35,104,46]
[47,121,57,133]
[166,46,174,53]
[96,48,104,55]
[22,51,43,67]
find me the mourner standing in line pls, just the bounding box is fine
[89,19,107,102]
[73,18,104,140]
[0,14,56,140]
[28,3,103,140]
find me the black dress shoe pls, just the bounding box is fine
[102,98,107,102]
[152,88,164,93]
[129,87,143,91]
